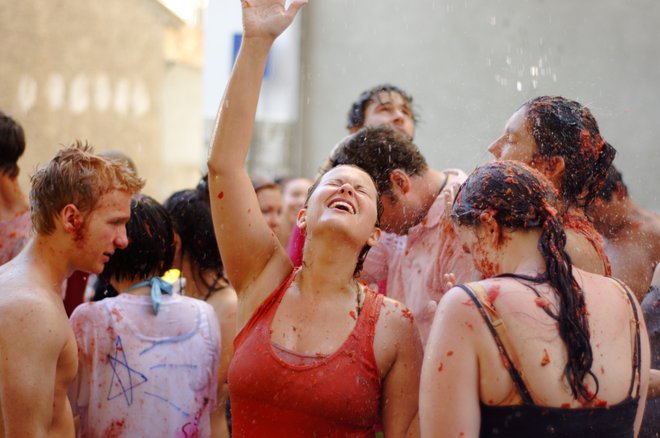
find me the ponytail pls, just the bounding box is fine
[538,216,598,400]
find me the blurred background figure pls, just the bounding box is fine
[165,177,237,438]
[275,176,311,247]
[589,164,660,301]
[70,194,222,437]
[0,110,31,265]
[251,176,282,236]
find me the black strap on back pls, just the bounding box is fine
[457,283,535,405]
[609,277,643,399]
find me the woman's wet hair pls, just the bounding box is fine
[304,164,383,278]
[164,184,225,296]
[523,96,616,209]
[102,194,176,283]
[346,84,417,131]
[452,161,599,401]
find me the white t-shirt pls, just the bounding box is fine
[70,293,221,437]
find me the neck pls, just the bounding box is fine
[113,277,153,294]
[418,169,447,214]
[0,175,28,221]
[497,229,547,277]
[21,235,75,295]
[179,256,223,299]
[299,233,360,296]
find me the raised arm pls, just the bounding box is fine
[207,0,307,292]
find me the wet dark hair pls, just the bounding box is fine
[596,165,628,202]
[102,194,176,283]
[346,84,416,131]
[0,110,26,178]
[523,96,616,209]
[452,161,598,401]
[328,125,428,196]
[164,185,225,296]
[304,164,383,278]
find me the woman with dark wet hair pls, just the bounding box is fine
[164,185,237,438]
[206,0,422,435]
[70,195,222,437]
[420,161,649,437]
[489,96,616,276]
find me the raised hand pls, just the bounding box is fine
[241,0,308,41]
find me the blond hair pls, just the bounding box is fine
[30,140,145,235]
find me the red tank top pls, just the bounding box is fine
[229,270,383,437]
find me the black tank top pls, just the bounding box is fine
[457,276,642,438]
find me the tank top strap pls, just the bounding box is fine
[234,268,298,349]
[359,284,384,342]
[608,277,643,399]
[457,283,535,405]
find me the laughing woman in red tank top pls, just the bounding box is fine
[207,1,423,436]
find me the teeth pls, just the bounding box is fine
[329,201,355,214]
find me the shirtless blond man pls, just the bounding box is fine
[0,142,143,437]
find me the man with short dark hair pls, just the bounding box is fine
[0,143,143,436]
[0,110,31,265]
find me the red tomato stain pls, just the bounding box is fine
[600,366,605,375]
[540,348,550,366]
[486,285,500,307]
[110,308,123,322]
[349,310,357,320]
[446,350,454,357]
[401,308,414,323]
[437,362,444,372]
[535,297,550,308]
[103,419,126,437]
[217,191,224,200]
[464,322,474,330]
[561,402,571,408]
[461,299,475,308]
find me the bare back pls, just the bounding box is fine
[422,268,650,437]
[0,260,78,438]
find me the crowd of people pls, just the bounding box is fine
[1,0,659,436]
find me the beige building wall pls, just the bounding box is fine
[0,0,204,203]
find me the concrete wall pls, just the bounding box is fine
[299,0,660,209]
[0,0,204,203]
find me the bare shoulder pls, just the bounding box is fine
[378,296,417,334]
[207,286,238,316]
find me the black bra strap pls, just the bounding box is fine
[457,283,535,405]
[609,277,643,399]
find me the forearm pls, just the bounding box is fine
[208,36,274,175]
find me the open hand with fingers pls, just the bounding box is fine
[241,0,308,40]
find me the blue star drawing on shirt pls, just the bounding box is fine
[107,336,148,406]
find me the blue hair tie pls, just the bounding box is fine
[125,277,173,315]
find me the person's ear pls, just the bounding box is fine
[389,169,411,195]
[366,227,381,247]
[479,211,500,244]
[296,208,307,230]
[61,204,83,234]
